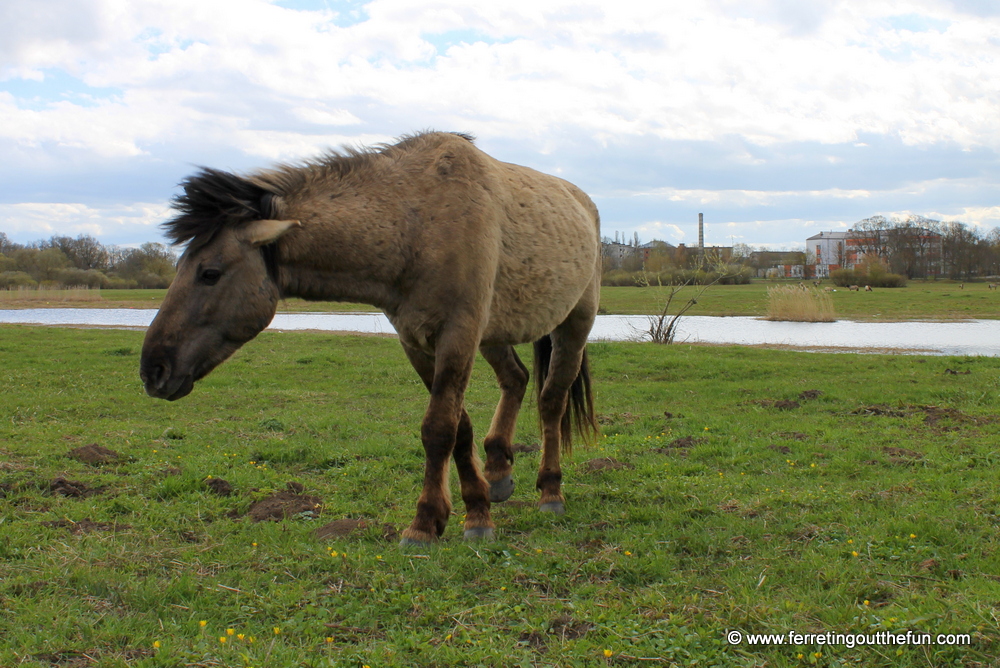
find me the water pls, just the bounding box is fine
[2,308,998,356]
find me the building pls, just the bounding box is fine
[807,228,943,278]
[807,231,852,278]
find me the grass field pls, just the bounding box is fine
[2,326,999,667]
[2,280,997,320]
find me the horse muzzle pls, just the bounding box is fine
[140,355,195,401]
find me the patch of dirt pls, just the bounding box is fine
[243,491,322,522]
[851,405,909,418]
[882,446,923,465]
[50,477,102,498]
[582,457,634,473]
[549,614,593,640]
[798,389,824,401]
[944,368,971,375]
[314,518,398,541]
[41,518,130,534]
[767,445,792,455]
[750,399,800,410]
[315,518,368,539]
[920,405,975,429]
[512,443,540,453]
[654,435,706,453]
[67,444,122,465]
[285,481,305,493]
[206,478,233,496]
[596,412,638,426]
[518,630,548,652]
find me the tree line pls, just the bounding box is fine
[850,215,1000,280]
[0,233,177,289]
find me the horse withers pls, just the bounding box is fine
[140,132,600,545]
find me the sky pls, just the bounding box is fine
[1,0,998,250]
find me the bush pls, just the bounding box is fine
[0,271,37,289]
[830,266,906,288]
[54,268,107,289]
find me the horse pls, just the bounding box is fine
[140,131,601,545]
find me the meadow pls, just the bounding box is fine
[1,326,999,667]
[1,279,998,320]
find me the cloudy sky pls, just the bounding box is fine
[1,0,997,250]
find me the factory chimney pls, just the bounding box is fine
[698,213,704,268]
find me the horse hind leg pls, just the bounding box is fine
[480,345,529,503]
[534,319,597,515]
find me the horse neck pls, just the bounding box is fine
[274,202,406,313]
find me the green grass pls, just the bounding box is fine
[600,280,1000,320]
[2,326,1000,666]
[6,279,999,320]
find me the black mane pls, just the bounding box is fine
[162,131,476,246]
[164,168,278,246]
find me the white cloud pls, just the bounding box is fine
[0,202,173,244]
[0,0,997,246]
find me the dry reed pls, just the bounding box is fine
[766,285,835,322]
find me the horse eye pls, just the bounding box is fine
[199,268,222,285]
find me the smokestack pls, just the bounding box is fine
[698,213,704,268]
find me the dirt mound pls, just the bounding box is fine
[749,399,800,410]
[313,518,399,541]
[50,477,102,498]
[315,518,367,539]
[244,491,321,522]
[654,436,705,454]
[851,405,908,418]
[206,478,233,496]
[798,390,824,400]
[67,444,122,465]
[582,457,634,473]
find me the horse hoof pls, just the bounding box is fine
[488,475,514,502]
[463,526,495,541]
[539,501,565,515]
[399,536,431,548]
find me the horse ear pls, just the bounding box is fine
[240,219,301,247]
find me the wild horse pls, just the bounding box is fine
[140,132,600,545]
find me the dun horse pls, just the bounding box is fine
[140,132,600,545]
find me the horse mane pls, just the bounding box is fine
[163,131,475,247]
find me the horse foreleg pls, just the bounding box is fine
[399,341,492,545]
[480,345,529,502]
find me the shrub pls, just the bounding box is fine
[766,286,835,322]
[831,266,906,288]
[0,271,37,289]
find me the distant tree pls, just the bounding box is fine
[50,235,111,272]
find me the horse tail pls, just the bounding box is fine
[533,335,598,455]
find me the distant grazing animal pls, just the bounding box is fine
[813,280,821,287]
[140,132,601,545]
[848,285,860,291]
[989,284,997,291]
[864,285,872,292]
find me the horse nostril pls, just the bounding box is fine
[143,360,170,389]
